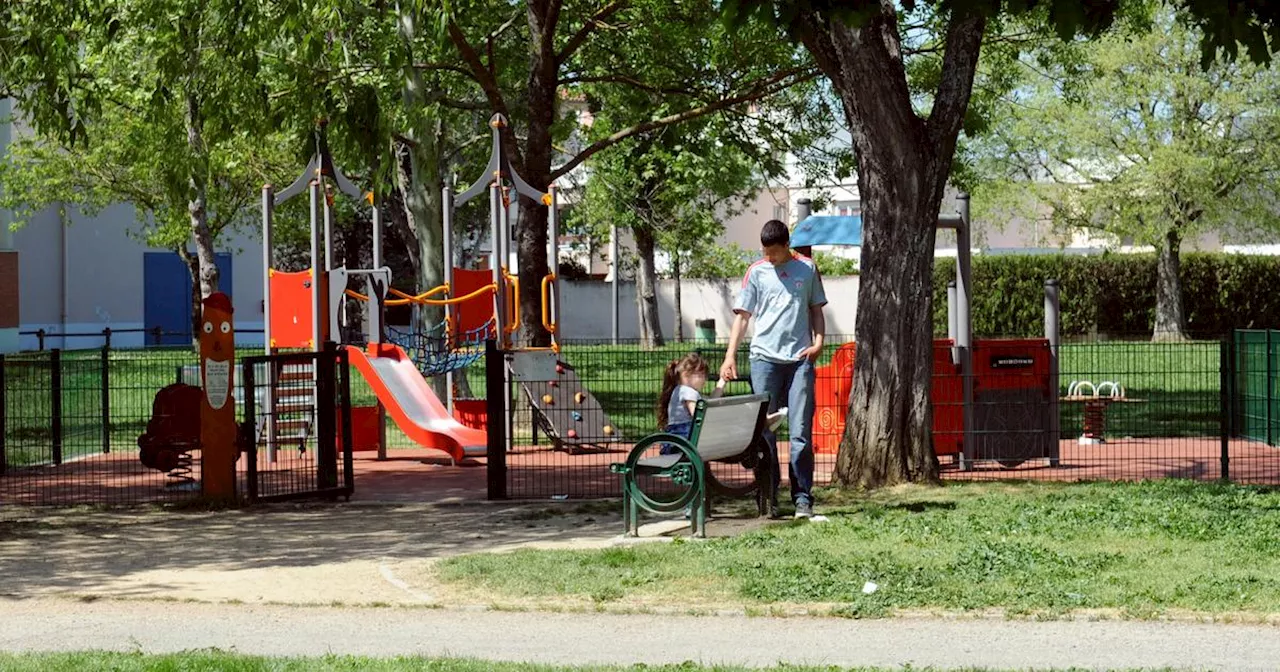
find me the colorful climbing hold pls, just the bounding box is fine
[566,429,578,439]
[571,411,583,422]
[556,364,566,375]
[602,425,614,436]
[575,392,586,404]
[542,394,554,405]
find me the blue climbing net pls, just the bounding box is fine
[386,318,493,377]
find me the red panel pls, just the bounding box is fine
[453,399,488,431]
[972,338,1052,392]
[338,406,384,452]
[452,268,497,340]
[269,269,315,349]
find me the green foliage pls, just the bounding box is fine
[973,4,1280,250]
[683,243,752,280]
[931,253,1280,337]
[812,251,858,276]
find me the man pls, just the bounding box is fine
[721,219,827,519]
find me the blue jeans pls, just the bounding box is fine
[660,421,693,455]
[750,358,815,507]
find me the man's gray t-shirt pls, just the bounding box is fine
[733,254,827,363]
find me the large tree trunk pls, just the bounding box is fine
[632,225,665,347]
[178,248,201,348]
[395,134,449,398]
[1153,227,1188,342]
[513,1,559,348]
[796,5,985,488]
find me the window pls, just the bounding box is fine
[773,205,786,221]
[835,200,861,217]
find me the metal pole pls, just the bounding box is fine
[443,185,456,415]
[263,184,277,463]
[610,224,620,345]
[485,339,507,500]
[947,280,958,365]
[1045,278,1061,467]
[490,184,506,346]
[1222,337,1233,481]
[0,354,5,475]
[956,192,974,468]
[101,345,110,454]
[323,186,334,273]
[51,348,63,466]
[309,180,323,351]
[548,184,560,348]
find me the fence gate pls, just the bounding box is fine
[241,346,353,502]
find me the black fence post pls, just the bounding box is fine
[102,327,112,349]
[0,353,7,476]
[152,326,163,346]
[51,349,63,466]
[37,329,46,352]
[1221,337,1233,483]
[486,339,507,500]
[101,346,111,454]
[1267,330,1274,447]
[316,343,338,491]
[338,348,354,496]
[243,358,258,503]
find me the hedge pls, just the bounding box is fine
[931,253,1280,338]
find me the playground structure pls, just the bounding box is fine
[257,116,620,468]
[799,195,1060,469]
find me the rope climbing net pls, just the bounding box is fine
[386,318,493,377]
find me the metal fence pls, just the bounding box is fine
[497,334,1280,498]
[0,344,350,506]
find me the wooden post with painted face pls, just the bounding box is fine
[200,292,237,500]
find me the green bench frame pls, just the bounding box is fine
[610,394,772,537]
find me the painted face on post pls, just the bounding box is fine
[200,293,235,411]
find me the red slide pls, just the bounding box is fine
[345,343,488,462]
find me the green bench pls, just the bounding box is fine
[610,394,772,537]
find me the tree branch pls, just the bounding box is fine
[556,0,628,65]
[927,11,987,148]
[447,19,511,121]
[549,67,817,181]
[559,74,696,96]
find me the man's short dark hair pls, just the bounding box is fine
[760,219,789,248]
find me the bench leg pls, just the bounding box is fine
[692,482,708,538]
[621,484,637,537]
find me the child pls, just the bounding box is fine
[657,353,719,453]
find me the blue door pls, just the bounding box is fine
[143,252,232,345]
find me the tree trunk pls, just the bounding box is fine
[512,1,559,348]
[633,225,665,347]
[185,93,219,349]
[178,248,201,348]
[673,253,684,342]
[795,5,986,488]
[395,133,448,398]
[1153,227,1188,342]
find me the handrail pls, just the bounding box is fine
[347,283,496,306]
[541,272,558,335]
[503,271,521,335]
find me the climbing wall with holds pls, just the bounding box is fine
[522,360,620,453]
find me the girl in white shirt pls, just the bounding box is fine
[657,353,724,454]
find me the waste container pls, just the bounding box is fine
[695,318,716,343]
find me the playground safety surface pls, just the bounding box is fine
[3,438,1279,506]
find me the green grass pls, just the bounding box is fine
[0,652,1167,671]
[0,339,1233,466]
[437,480,1280,618]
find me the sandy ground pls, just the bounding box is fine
[0,501,768,607]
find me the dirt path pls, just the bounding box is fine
[0,501,764,606]
[4,598,1280,670]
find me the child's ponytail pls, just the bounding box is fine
[656,359,681,429]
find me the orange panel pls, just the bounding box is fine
[452,268,497,340]
[269,269,315,349]
[812,340,966,457]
